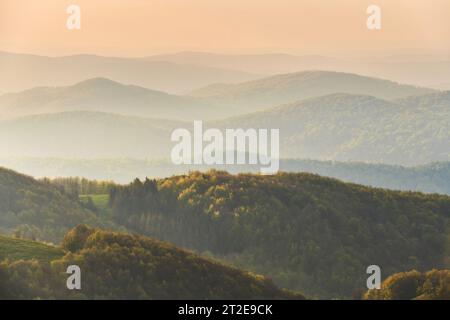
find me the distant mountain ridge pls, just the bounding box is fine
[189,70,436,113]
[2,50,449,95]
[214,92,449,165]
[0,71,437,121]
[146,51,450,88]
[147,51,342,74]
[0,51,259,95]
[0,78,229,121]
[0,90,448,165]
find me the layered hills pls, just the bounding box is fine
[0,225,303,300]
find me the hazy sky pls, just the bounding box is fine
[0,0,449,57]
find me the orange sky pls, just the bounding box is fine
[0,0,449,57]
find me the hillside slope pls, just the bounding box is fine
[279,160,450,195]
[1,92,448,165]
[0,167,101,242]
[109,171,450,298]
[190,70,435,112]
[147,52,450,88]
[0,78,230,121]
[215,93,449,165]
[0,226,304,300]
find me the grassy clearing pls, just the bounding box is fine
[79,194,109,210]
[0,235,64,262]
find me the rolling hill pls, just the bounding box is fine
[0,51,258,95]
[279,160,450,195]
[189,70,436,113]
[0,166,102,243]
[147,52,450,88]
[0,70,439,123]
[0,226,304,300]
[1,158,449,195]
[215,93,450,165]
[1,90,448,165]
[1,165,449,299]
[0,78,231,121]
[109,170,450,298]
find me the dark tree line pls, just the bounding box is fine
[43,177,116,198]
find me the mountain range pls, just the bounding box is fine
[147,51,450,89]
[2,51,450,96]
[1,47,449,301]
[0,71,435,120]
[190,70,435,112]
[0,78,224,121]
[0,51,258,95]
[214,92,449,165]
[1,91,448,165]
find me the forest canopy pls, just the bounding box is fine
[0,225,303,300]
[109,170,450,298]
[365,269,450,300]
[1,166,449,299]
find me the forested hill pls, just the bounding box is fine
[1,167,449,299]
[189,70,435,112]
[5,158,449,195]
[109,171,450,298]
[0,167,101,242]
[364,269,450,300]
[0,226,303,300]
